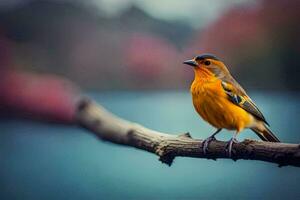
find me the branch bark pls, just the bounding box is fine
[76,98,300,167]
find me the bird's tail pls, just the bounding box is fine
[251,125,280,142]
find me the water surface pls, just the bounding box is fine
[1,91,299,199]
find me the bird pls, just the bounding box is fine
[183,54,280,157]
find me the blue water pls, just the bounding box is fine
[1,91,300,200]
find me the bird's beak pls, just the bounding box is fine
[183,59,198,67]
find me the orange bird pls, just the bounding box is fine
[183,54,280,157]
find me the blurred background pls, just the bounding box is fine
[0,0,300,199]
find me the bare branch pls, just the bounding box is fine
[76,98,300,167]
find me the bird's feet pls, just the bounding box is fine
[203,136,216,155]
[226,137,239,158]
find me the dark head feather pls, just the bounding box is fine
[195,54,219,61]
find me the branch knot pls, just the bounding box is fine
[155,140,175,166]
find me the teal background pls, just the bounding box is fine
[1,92,300,199]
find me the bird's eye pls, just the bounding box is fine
[204,60,211,66]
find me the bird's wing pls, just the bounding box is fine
[220,76,269,125]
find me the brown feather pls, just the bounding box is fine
[251,126,280,142]
[220,74,269,125]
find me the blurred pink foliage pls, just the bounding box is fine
[124,33,190,89]
[125,33,179,80]
[189,0,299,57]
[0,0,299,122]
[1,0,298,91]
[185,0,300,89]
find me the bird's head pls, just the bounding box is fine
[183,54,229,78]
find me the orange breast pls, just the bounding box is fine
[191,79,252,131]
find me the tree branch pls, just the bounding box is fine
[76,98,300,167]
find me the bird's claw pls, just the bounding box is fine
[203,136,216,155]
[226,138,239,158]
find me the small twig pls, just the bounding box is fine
[76,98,300,167]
